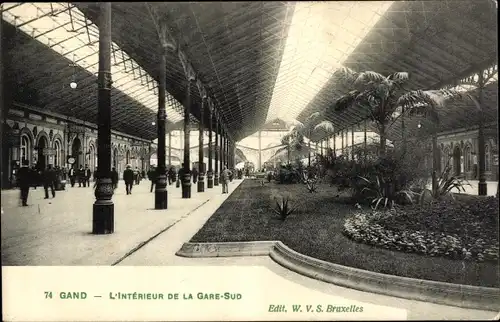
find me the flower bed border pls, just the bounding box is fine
[176,241,499,311]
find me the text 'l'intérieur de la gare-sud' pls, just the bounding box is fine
[45,291,243,300]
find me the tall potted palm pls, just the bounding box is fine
[333,67,477,194]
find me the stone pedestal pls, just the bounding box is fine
[92,178,114,234]
[207,171,213,188]
[197,173,205,192]
[154,174,168,209]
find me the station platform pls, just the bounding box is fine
[1,179,241,266]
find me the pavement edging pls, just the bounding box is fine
[176,240,500,311]
[175,241,276,257]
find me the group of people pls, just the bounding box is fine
[68,165,93,187]
[17,160,238,206]
[145,164,234,194]
[16,161,64,206]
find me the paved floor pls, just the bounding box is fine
[426,180,497,196]
[1,179,239,265]
[1,179,498,320]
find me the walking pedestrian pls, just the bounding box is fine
[148,167,157,193]
[17,160,31,206]
[77,165,85,187]
[84,164,92,187]
[192,167,198,184]
[69,165,76,187]
[123,164,135,195]
[43,164,57,199]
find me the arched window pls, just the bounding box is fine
[485,144,491,171]
[54,140,61,167]
[464,145,472,172]
[20,134,31,166]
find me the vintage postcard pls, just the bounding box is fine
[1,1,499,321]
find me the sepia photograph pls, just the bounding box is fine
[1,1,499,320]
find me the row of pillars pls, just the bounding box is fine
[92,3,236,234]
[315,113,489,196]
[315,120,368,163]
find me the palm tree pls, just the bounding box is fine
[295,112,321,166]
[333,67,477,194]
[279,125,304,164]
[314,120,335,156]
[332,68,411,155]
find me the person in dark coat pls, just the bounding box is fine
[177,164,186,188]
[111,167,119,190]
[192,167,198,184]
[77,165,85,187]
[68,165,76,187]
[17,160,32,206]
[148,167,158,193]
[123,164,135,195]
[169,166,176,185]
[43,164,57,199]
[134,167,141,185]
[85,164,92,187]
[30,166,39,189]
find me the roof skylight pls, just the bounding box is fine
[265,1,393,124]
[2,2,185,123]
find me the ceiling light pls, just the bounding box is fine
[70,81,77,89]
[417,122,422,129]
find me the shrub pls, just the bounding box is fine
[419,160,471,203]
[270,192,298,221]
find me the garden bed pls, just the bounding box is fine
[344,196,499,262]
[191,179,499,287]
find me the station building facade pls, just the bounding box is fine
[2,102,156,188]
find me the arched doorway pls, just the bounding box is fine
[72,137,82,169]
[37,136,49,170]
[53,139,62,167]
[87,143,96,171]
[453,146,461,176]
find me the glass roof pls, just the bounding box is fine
[265,1,393,124]
[2,2,185,123]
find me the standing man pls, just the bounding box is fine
[69,165,76,187]
[220,165,232,194]
[85,164,92,187]
[43,164,57,199]
[30,166,39,190]
[77,165,85,187]
[123,164,135,195]
[17,160,31,206]
[192,166,198,184]
[148,166,157,193]
[177,164,185,189]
